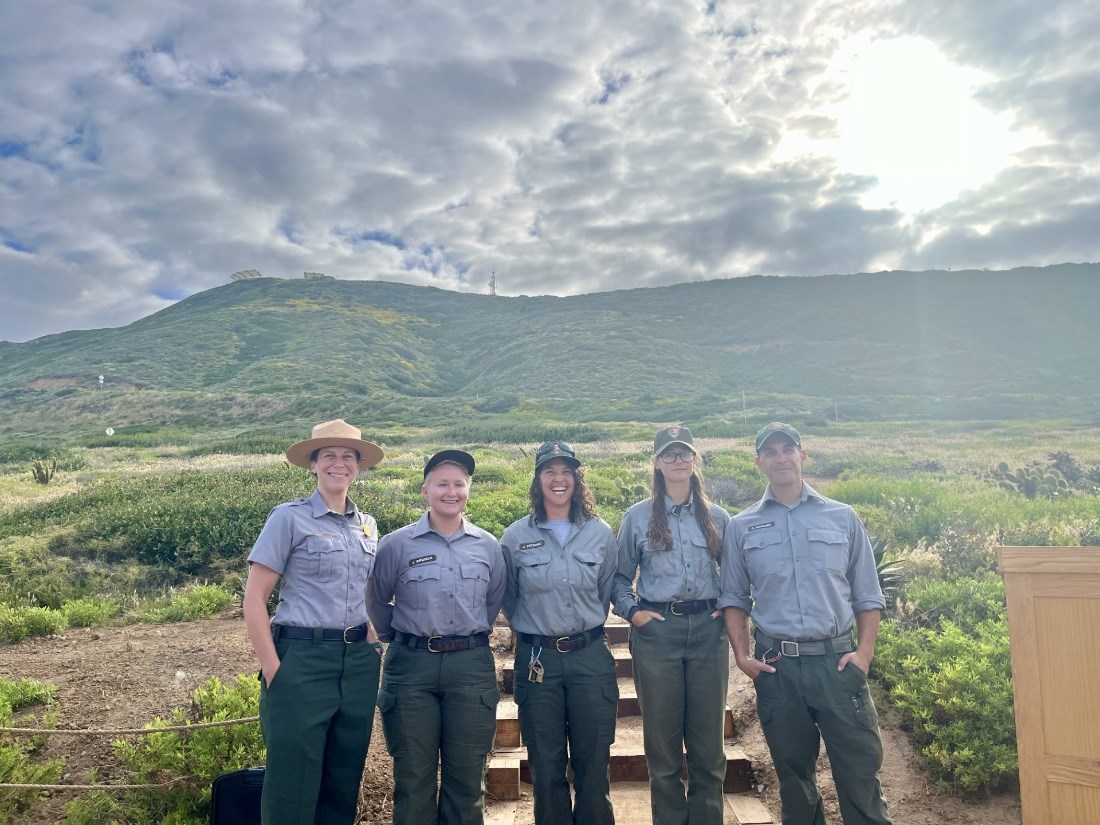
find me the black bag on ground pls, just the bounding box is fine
[210,765,264,824]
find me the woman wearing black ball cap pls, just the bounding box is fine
[367,448,506,825]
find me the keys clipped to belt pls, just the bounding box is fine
[528,646,545,683]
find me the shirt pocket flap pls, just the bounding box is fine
[306,535,338,553]
[571,547,602,566]
[744,530,782,551]
[516,549,553,568]
[460,561,490,581]
[806,529,847,546]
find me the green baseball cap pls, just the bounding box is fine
[535,440,581,471]
[754,422,802,453]
[653,425,695,456]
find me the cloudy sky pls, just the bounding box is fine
[2,0,1097,342]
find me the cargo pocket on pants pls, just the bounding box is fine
[477,687,500,755]
[376,689,402,757]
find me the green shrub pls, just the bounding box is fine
[61,597,119,628]
[0,676,62,821]
[71,675,264,823]
[875,616,1017,794]
[0,604,66,644]
[140,584,234,623]
[895,573,1005,633]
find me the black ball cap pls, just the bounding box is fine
[423,449,476,478]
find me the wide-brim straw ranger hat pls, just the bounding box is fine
[285,419,384,470]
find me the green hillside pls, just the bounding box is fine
[0,263,1097,443]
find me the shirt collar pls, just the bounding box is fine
[761,481,824,508]
[308,489,355,518]
[412,511,475,539]
[665,494,693,517]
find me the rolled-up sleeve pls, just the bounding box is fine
[718,518,753,613]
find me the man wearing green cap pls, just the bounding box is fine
[720,423,892,825]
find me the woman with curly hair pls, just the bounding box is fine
[613,425,731,825]
[500,440,619,825]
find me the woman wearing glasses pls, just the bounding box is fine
[501,440,619,825]
[613,425,731,825]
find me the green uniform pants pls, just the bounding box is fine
[258,635,381,825]
[753,650,892,825]
[377,642,499,825]
[513,636,619,825]
[629,611,729,825]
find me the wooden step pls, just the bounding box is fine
[495,692,736,748]
[490,741,754,792]
[725,792,776,823]
[486,749,523,802]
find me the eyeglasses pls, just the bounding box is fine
[658,449,695,464]
[760,648,782,665]
[537,441,575,457]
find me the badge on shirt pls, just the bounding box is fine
[362,522,375,539]
[519,540,545,550]
[409,554,437,566]
[748,521,775,531]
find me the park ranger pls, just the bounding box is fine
[368,449,505,825]
[501,440,619,825]
[243,419,385,825]
[721,422,892,825]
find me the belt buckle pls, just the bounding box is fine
[670,601,685,616]
[555,636,573,653]
[343,625,359,644]
[426,635,445,653]
[780,640,800,657]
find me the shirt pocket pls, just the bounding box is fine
[516,548,554,597]
[807,528,849,574]
[398,561,443,610]
[743,529,784,579]
[639,536,679,581]
[460,560,491,608]
[571,545,602,591]
[305,535,340,583]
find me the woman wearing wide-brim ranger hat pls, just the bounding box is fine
[367,449,506,825]
[612,425,732,825]
[500,440,620,824]
[242,419,385,825]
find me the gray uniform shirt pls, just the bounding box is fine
[718,482,885,641]
[247,489,378,628]
[501,515,617,637]
[613,496,731,618]
[367,512,505,640]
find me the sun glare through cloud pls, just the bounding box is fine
[791,35,1047,214]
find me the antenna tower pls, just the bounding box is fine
[489,272,497,296]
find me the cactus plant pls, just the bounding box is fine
[29,458,57,485]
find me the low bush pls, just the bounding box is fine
[61,597,120,628]
[0,676,62,822]
[0,604,66,644]
[139,584,234,624]
[875,615,1017,794]
[65,675,263,824]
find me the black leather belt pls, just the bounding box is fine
[273,624,369,643]
[639,598,717,616]
[518,626,605,653]
[754,630,855,657]
[392,630,490,653]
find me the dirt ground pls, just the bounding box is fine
[1,615,1023,824]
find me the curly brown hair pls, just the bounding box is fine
[528,464,599,525]
[645,462,723,558]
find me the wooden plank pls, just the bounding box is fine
[1003,568,1047,825]
[1044,755,1100,789]
[725,793,775,824]
[997,546,1100,574]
